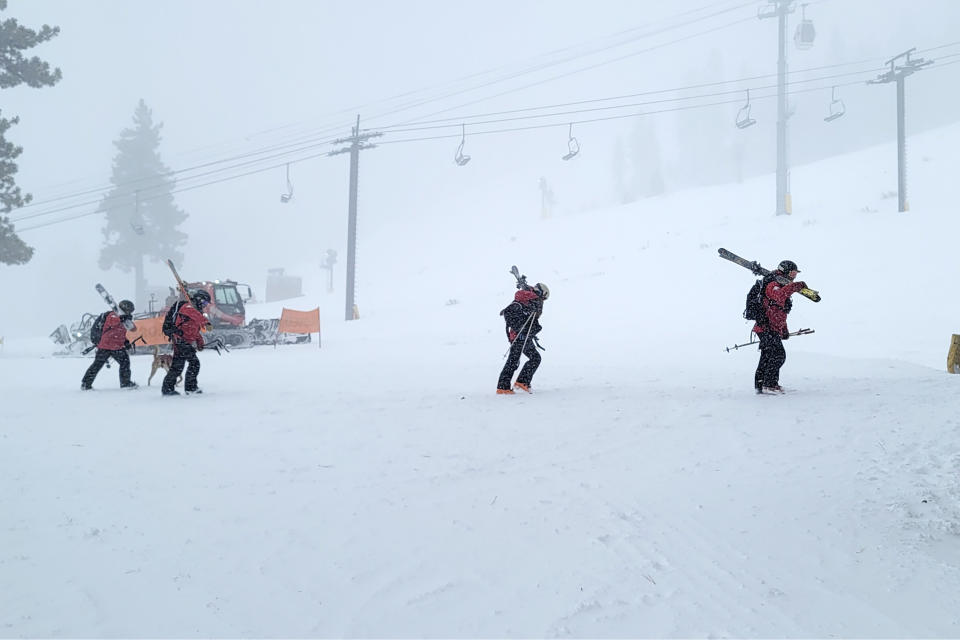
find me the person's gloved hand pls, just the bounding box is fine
[123,339,131,349]
[781,330,790,340]
[751,261,763,275]
[796,280,807,289]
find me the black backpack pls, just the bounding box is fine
[744,279,766,323]
[89,311,110,344]
[162,301,187,338]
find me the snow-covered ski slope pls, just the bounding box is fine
[3,123,960,637]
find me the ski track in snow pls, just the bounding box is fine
[2,344,959,637]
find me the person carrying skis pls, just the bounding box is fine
[161,290,210,396]
[753,260,808,393]
[81,300,138,390]
[497,282,549,394]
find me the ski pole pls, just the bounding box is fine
[205,337,229,355]
[725,338,758,353]
[502,312,537,358]
[725,328,815,352]
[517,312,538,357]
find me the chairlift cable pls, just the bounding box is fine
[17,150,332,232]
[19,60,960,235]
[380,15,758,130]
[9,136,340,224]
[10,130,344,216]
[13,53,879,219]
[13,2,759,212]
[368,4,759,128]
[916,40,960,54]
[13,46,960,230]
[5,62,917,225]
[376,71,938,146]
[14,53,949,226]
[127,1,761,185]
[374,57,886,132]
[378,66,885,135]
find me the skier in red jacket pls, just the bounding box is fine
[497,282,549,394]
[161,290,210,396]
[81,300,138,390]
[753,260,808,393]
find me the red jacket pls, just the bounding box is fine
[502,289,543,342]
[754,278,806,336]
[173,304,206,348]
[97,312,129,350]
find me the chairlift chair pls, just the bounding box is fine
[561,123,580,161]
[823,86,845,122]
[735,89,757,129]
[794,4,815,50]
[280,163,294,203]
[454,124,471,166]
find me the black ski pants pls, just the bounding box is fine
[82,348,132,388]
[754,330,786,389]
[498,335,541,390]
[163,342,200,393]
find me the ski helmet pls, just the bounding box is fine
[533,282,550,300]
[777,260,800,273]
[118,300,135,314]
[191,290,211,307]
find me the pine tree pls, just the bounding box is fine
[98,100,187,307]
[0,0,61,265]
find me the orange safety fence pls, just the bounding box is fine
[278,307,321,335]
[128,316,168,346]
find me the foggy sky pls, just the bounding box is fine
[2,0,959,335]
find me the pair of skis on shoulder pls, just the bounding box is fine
[718,248,821,302]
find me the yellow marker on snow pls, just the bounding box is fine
[947,335,960,374]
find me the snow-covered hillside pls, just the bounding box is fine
[2,124,959,637]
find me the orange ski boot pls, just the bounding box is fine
[496,388,515,395]
[513,382,532,393]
